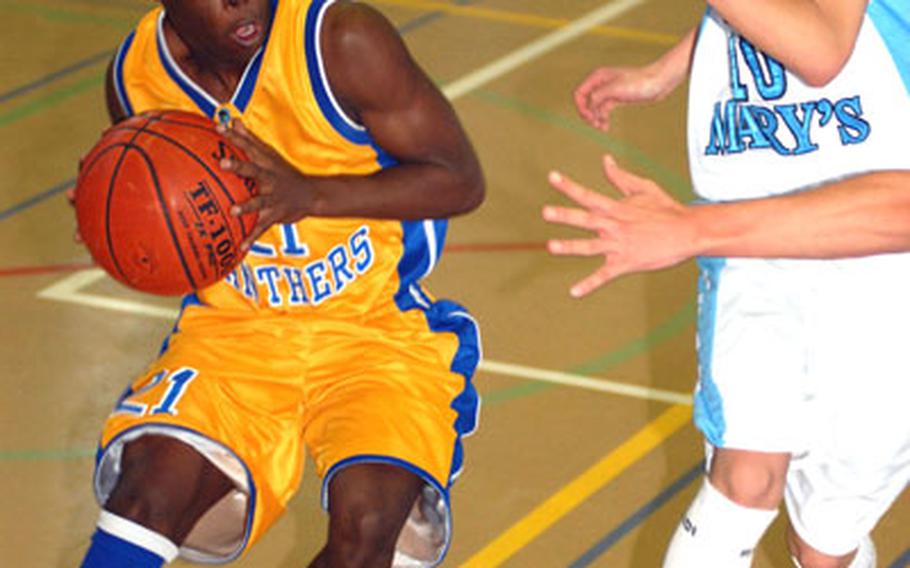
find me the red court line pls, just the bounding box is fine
[0,242,545,279]
[446,241,545,253]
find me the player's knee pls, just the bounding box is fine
[104,436,232,541]
[788,529,867,568]
[790,544,855,568]
[327,507,402,566]
[710,456,787,509]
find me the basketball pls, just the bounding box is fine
[75,110,258,295]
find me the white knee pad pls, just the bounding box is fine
[663,479,778,567]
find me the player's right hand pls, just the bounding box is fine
[573,66,664,132]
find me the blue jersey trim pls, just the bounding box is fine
[157,293,204,356]
[155,20,216,118]
[113,31,136,117]
[869,0,910,95]
[231,48,266,113]
[395,220,449,309]
[304,0,373,145]
[391,285,482,480]
[230,0,277,112]
[694,256,727,447]
[156,2,279,119]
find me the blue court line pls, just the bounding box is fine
[890,548,910,568]
[568,461,704,567]
[398,0,474,34]
[0,49,112,105]
[0,178,73,222]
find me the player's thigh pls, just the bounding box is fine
[96,321,309,562]
[786,262,910,555]
[696,258,811,452]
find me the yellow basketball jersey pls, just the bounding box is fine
[114,0,448,318]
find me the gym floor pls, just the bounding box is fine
[1,1,907,566]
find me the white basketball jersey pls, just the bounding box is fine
[687,1,910,202]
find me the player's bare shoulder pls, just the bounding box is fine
[319,1,421,119]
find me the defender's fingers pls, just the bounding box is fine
[570,265,620,298]
[542,205,606,232]
[548,171,616,212]
[547,237,610,257]
[601,154,656,197]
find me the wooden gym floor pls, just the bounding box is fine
[1,1,907,566]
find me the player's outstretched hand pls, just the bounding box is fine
[542,155,695,297]
[217,118,317,251]
[574,66,666,131]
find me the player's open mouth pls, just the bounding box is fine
[232,21,262,47]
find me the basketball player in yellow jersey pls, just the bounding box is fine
[78,1,484,567]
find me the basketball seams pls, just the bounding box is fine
[76,110,254,295]
[101,118,155,285]
[114,111,254,245]
[126,144,199,291]
[132,126,251,247]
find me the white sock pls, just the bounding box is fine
[97,510,180,563]
[663,479,778,567]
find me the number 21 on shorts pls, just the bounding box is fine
[115,367,199,417]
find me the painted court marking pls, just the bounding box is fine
[443,0,646,100]
[459,404,693,567]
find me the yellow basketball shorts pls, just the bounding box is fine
[92,294,481,565]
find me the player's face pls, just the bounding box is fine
[162,0,273,66]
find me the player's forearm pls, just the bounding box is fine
[648,28,697,99]
[306,162,484,220]
[707,0,866,86]
[688,171,910,259]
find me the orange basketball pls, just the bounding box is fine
[75,110,258,295]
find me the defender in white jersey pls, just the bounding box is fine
[545,1,910,567]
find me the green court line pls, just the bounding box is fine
[484,302,695,405]
[0,72,104,128]
[473,90,692,199]
[0,447,95,461]
[573,302,695,376]
[2,2,137,27]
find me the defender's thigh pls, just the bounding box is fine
[696,258,811,453]
[786,265,910,555]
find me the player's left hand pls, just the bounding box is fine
[217,119,318,251]
[542,154,695,297]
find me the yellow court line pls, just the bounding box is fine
[373,0,678,46]
[458,404,693,567]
